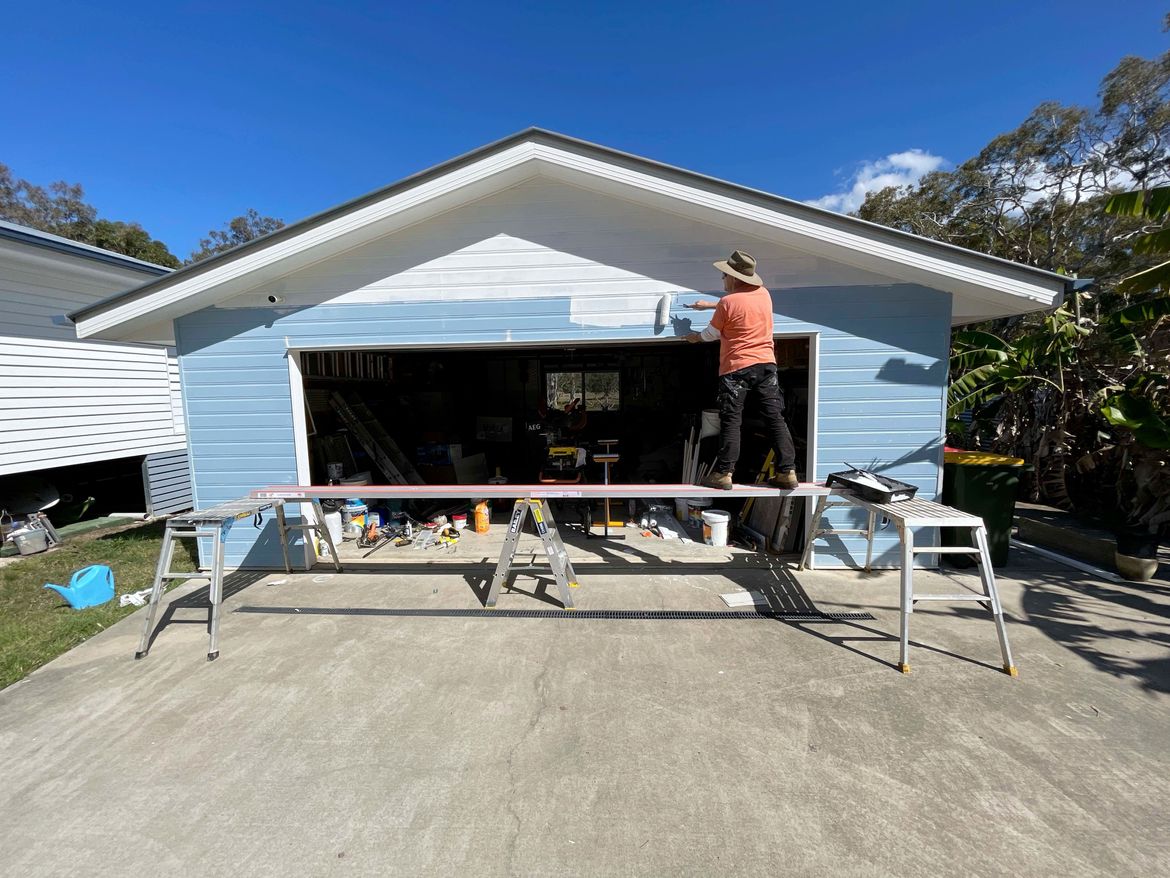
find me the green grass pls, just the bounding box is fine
[0,521,198,690]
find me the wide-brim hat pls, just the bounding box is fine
[713,249,763,286]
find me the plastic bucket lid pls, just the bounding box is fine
[701,510,730,524]
[687,498,713,509]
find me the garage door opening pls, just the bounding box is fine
[294,338,812,500]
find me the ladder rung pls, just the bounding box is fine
[912,546,981,554]
[912,594,991,602]
[161,572,212,580]
[816,528,869,535]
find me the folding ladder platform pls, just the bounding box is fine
[134,497,341,661]
[800,492,1017,676]
[486,498,579,609]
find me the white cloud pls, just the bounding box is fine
[807,149,947,214]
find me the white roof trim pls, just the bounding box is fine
[71,131,1068,341]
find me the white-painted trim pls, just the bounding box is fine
[282,331,814,355]
[533,148,1063,304]
[287,349,315,569]
[283,331,820,566]
[75,138,1065,342]
[77,147,540,339]
[806,332,820,571]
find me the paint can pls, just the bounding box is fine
[344,502,367,531]
[701,510,730,547]
[687,497,712,526]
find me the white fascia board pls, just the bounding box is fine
[73,144,541,340]
[74,138,1065,341]
[531,145,1065,312]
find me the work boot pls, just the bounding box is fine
[701,471,733,490]
[768,470,799,489]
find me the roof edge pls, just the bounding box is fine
[0,220,170,276]
[69,127,1071,325]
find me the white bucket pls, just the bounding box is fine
[324,511,343,546]
[340,472,371,486]
[687,497,712,525]
[701,510,730,547]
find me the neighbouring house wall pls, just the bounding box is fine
[176,284,950,569]
[0,240,187,476]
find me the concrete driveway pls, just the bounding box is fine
[1,531,1167,876]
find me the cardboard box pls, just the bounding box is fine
[418,453,487,485]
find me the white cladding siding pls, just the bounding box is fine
[0,238,186,476]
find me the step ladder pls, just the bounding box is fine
[799,492,1016,676]
[134,498,341,661]
[330,392,423,485]
[486,499,579,609]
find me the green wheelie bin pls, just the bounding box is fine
[941,451,1026,568]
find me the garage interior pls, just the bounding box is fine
[299,338,810,546]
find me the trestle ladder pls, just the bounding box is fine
[134,498,341,661]
[486,498,579,609]
[799,492,1016,675]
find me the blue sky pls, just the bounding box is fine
[4,1,1166,258]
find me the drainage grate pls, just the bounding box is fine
[235,606,873,621]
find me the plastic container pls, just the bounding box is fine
[324,510,344,546]
[11,526,49,555]
[687,497,712,526]
[941,451,1026,568]
[702,510,730,547]
[452,513,468,531]
[674,498,690,523]
[474,501,490,534]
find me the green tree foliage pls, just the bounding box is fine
[857,44,1170,526]
[188,209,284,263]
[0,162,180,268]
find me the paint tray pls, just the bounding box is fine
[825,466,918,504]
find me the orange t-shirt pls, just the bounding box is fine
[709,286,776,375]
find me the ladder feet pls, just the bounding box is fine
[134,651,148,660]
[1004,664,1018,677]
[207,651,219,662]
[898,662,911,674]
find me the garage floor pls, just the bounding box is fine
[0,529,1167,876]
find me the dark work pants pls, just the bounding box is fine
[715,363,796,475]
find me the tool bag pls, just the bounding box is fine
[826,465,918,503]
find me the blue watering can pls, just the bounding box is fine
[44,565,115,610]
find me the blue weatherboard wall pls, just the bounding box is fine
[176,283,950,568]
